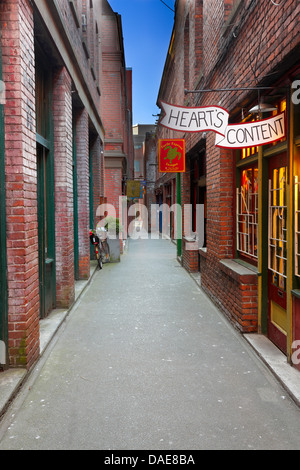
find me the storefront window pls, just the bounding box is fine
[236,166,258,262]
[269,166,287,290]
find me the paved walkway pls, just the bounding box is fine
[0,238,300,450]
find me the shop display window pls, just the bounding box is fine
[236,165,258,262]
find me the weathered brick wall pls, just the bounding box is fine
[55,0,100,108]
[105,167,122,218]
[201,0,299,113]
[100,9,124,139]
[100,2,132,232]
[157,0,299,332]
[53,66,75,308]
[91,135,102,225]
[200,253,258,332]
[75,108,90,279]
[0,0,106,370]
[198,0,298,332]
[1,0,39,368]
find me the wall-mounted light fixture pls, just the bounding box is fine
[249,102,277,114]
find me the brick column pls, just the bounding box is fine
[53,67,75,307]
[105,167,122,217]
[206,139,233,260]
[1,0,39,368]
[75,108,90,279]
[90,135,102,226]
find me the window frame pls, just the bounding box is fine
[236,160,259,266]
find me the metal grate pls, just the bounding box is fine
[268,170,287,290]
[236,185,258,259]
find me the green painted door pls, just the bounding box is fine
[35,47,55,319]
[37,143,55,318]
[73,119,79,280]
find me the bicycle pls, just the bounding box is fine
[96,226,110,266]
[89,228,110,270]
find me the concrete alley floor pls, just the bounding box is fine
[0,238,300,450]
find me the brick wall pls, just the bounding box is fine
[53,66,75,308]
[90,135,103,225]
[100,11,124,140]
[200,253,258,333]
[55,0,100,109]
[198,0,298,332]
[75,108,90,279]
[105,167,122,218]
[157,0,299,333]
[0,0,106,370]
[1,0,39,368]
[100,2,132,232]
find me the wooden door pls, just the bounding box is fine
[268,153,287,353]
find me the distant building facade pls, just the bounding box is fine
[100,2,134,224]
[132,124,157,232]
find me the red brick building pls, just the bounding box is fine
[0,0,132,370]
[156,0,300,368]
[100,2,134,225]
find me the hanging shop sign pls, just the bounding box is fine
[159,101,286,149]
[215,112,286,149]
[127,180,141,198]
[160,101,229,136]
[159,139,185,173]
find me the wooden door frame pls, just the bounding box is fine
[267,152,288,354]
[35,46,56,319]
[37,141,56,318]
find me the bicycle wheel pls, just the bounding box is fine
[103,241,110,262]
[95,245,103,269]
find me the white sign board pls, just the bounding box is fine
[215,113,286,148]
[160,101,229,136]
[159,101,286,149]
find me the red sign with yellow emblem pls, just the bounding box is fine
[159,139,185,173]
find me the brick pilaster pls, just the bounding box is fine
[105,167,122,219]
[75,108,90,279]
[1,0,39,368]
[90,135,102,226]
[53,66,75,307]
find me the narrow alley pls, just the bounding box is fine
[0,238,299,451]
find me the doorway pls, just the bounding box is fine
[268,153,287,353]
[37,143,55,318]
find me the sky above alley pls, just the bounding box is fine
[108,0,175,125]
